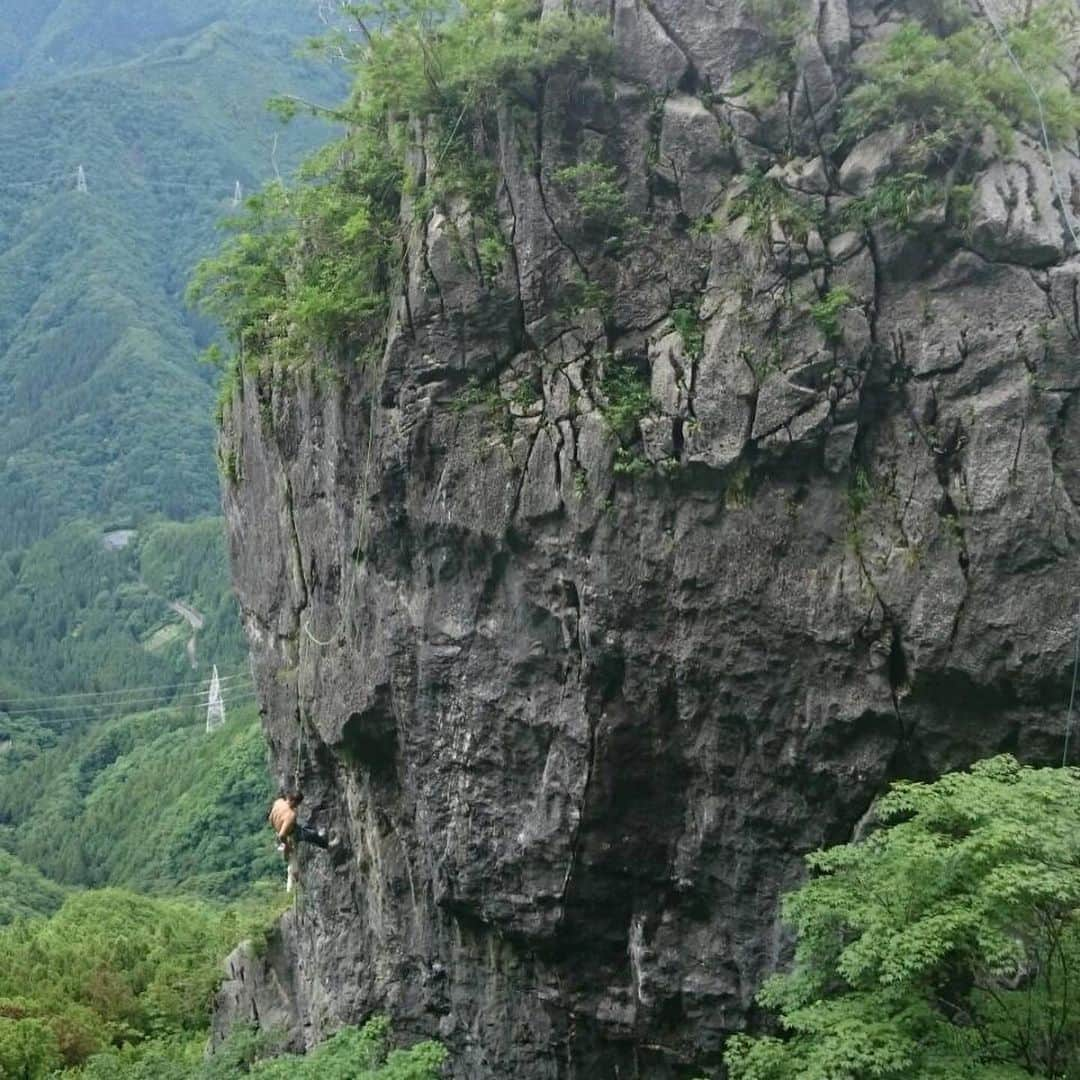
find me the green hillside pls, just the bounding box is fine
[0,849,67,924]
[0,2,342,548]
[0,9,349,1075]
[0,517,245,700]
[0,705,277,900]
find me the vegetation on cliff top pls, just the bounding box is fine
[723,756,1080,1080]
[839,1,1080,165]
[188,0,612,381]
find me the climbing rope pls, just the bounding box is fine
[1063,609,1080,766]
[299,378,381,650]
[977,0,1080,253]
[289,377,383,796]
[293,715,306,788]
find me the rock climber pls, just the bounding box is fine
[268,790,331,891]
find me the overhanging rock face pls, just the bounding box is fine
[216,1,1080,1074]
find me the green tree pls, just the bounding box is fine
[0,1016,63,1080]
[725,756,1080,1079]
[244,1016,446,1079]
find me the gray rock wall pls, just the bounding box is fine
[216,1,1080,1075]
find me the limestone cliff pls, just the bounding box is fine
[214,1,1080,1075]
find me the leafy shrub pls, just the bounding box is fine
[840,172,938,232]
[600,361,654,443]
[0,891,226,1070]
[0,851,66,926]
[809,287,854,342]
[725,756,1080,1079]
[733,0,807,110]
[476,234,509,284]
[0,1016,63,1079]
[190,0,613,371]
[553,162,634,243]
[729,168,818,247]
[671,306,704,360]
[245,1016,446,1079]
[840,4,1080,162]
[731,57,793,112]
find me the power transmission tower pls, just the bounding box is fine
[232,180,243,207]
[76,165,88,193]
[206,665,225,733]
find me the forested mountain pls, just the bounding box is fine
[0,9,379,1077]
[0,518,249,700]
[0,706,276,902]
[0,0,342,548]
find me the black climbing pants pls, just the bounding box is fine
[294,822,328,849]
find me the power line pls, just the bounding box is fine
[0,681,254,716]
[0,683,255,718]
[0,166,251,198]
[0,671,252,706]
[19,693,264,732]
[6,689,262,729]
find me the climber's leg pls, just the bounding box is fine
[294,822,329,849]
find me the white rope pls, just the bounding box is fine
[302,618,337,647]
[977,0,1080,252]
[300,372,381,652]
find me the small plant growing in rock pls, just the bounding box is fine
[730,168,819,247]
[612,447,651,477]
[841,173,938,232]
[734,0,808,110]
[671,305,705,360]
[732,56,793,112]
[810,286,855,343]
[510,377,541,411]
[946,183,973,234]
[847,466,874,519]
[689,214,721,238]
[453,376,503,416]
[476,233,508,284]
[554,162,636,246]
[600,360,654,442]
[724,465,752,509]
[559,274,614,320]
[599,359,656,478]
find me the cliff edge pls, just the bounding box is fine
[215,1,1080,1074]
